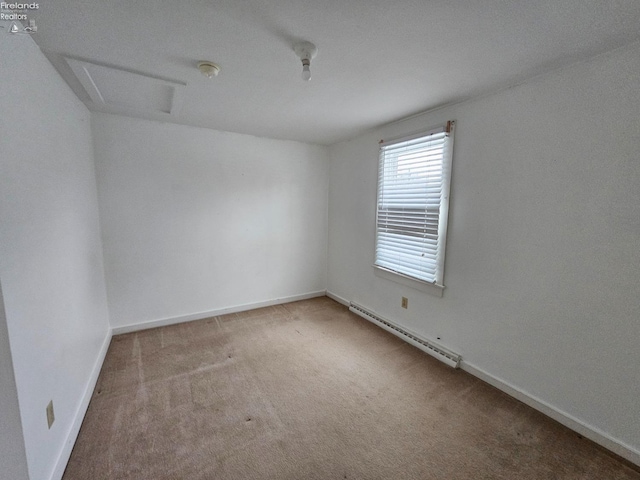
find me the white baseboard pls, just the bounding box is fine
[50,329,113,480]
[325,290,349,306]
[50,291,328,478]
[331,291,639,468]
[111,290,327,335]
[461,361,640,467]
[51,292,640,475]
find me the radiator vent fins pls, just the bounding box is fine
[349,302,461,369]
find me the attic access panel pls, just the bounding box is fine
[65,58,185,115]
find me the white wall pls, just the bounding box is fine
[0,29,111,480]
[327,41,640,461]
[0,280,29,480]
[92,113,329,328]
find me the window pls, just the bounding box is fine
[374,121,455,296]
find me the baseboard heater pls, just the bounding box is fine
[349,302,461,369]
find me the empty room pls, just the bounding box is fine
[1,1,639,479]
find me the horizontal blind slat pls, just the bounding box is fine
[375,125,452,285]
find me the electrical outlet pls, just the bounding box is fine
[401,297,408,309]
[46,400,55,429]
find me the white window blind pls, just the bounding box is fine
[375,122,455,287]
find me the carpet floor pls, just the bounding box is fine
[63,297,639,479]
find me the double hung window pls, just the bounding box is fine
[374,121,455,295]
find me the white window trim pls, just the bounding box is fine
[373,265,445,297]
[374,121,455,297]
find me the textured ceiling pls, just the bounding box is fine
[31,0,640,145]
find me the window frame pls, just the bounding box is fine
[373,121,455,297]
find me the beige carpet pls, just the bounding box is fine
[63,297,639,479]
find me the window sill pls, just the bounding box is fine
[373,265,445,298]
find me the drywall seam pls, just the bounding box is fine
[461,361,640,467]
[50,330,113,480]
[111,291,326,335]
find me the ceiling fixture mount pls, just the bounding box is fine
[293,41,317,81]
[197,61,221,78]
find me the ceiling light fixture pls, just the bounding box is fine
[293,41,317,81]
[198,61,221,78]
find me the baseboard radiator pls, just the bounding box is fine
[349,302,461,369]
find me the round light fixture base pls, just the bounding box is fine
[294,41,318,62]
[198,61,221,78]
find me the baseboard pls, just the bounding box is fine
[461,361,640,467]
[50,328,113,480]
[330,291,639,467]
[325,290,349,306]
[111,290,327,335]
[349,301,461,369]
[50,292,640,473]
